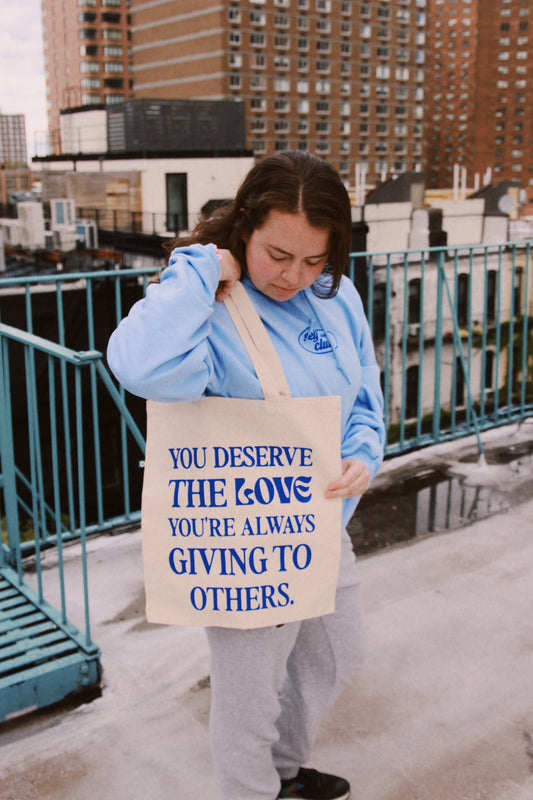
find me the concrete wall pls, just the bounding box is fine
[60,110,108,155]
[365,202,413,260]
[32,154,254,234]
[434,199,485,246]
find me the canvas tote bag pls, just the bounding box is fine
[141,281,342,629]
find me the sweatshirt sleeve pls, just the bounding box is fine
[341,292,385,480]
[106,243,220,401]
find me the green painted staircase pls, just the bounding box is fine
[0,568,101,722]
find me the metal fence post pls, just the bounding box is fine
[0,336,21,569]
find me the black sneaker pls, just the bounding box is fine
[278,767,350,800]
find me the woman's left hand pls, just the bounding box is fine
[325,458,370,499]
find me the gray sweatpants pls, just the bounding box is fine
[206,529,366,800]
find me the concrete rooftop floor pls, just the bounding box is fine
[1,424,533,800]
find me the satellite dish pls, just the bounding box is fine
[498,194,515,214]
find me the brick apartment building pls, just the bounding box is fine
[129,0,428,184]
[41,0,133,150]
[426,0,533,192]
[38,0,533,194]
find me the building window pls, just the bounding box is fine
[81,77,100,89]
[487,270,497,322]
[513,268,523,315]
[372,285,386,339]
[315,80,331,94]
[104,61,123,72]
[455,357,465,407]
[275,78,290,92]
[104,77,123,88]
[166,173,188,233]
[81,61,100,72]
[250,75,266,89]
[102,28,122,39]
[251,98,266,112]
[250,9,266,25]
[101,11,121,22]
[275,13,290,27]
[457,273,469,327]
[406,365,419,419]
[103,45,123,56]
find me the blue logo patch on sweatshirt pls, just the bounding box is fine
[298,326,338,354]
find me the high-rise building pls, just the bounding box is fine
[427,0,533,192]
[41,0,133,150]
[0,113,28,166]
[130,0,428,183]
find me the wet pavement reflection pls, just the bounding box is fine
[348,440,533,556]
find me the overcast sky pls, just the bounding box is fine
[0,0,48,157]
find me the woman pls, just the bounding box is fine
[107,151,385,800]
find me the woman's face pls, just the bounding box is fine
[244,210,330,302]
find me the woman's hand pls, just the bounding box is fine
[215,249,241,301]
[325,458,370,500]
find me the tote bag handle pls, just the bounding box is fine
[224,281,291,401]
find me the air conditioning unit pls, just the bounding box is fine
[0,219,22,246]
[52,228,78,252]
[49,198,78,251]
[17,201,46,249]
[50,198,75,228]
[407,323,420,338]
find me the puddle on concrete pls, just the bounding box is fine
[348,440,533,556]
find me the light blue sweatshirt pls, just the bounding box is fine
[107,243,385,528]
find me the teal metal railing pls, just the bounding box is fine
[0,239,532,558]
[348,240,533,455]
[0,322,144,631]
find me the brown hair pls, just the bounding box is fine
[167,151,352,298]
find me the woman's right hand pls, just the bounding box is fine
[215,249,241,301]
